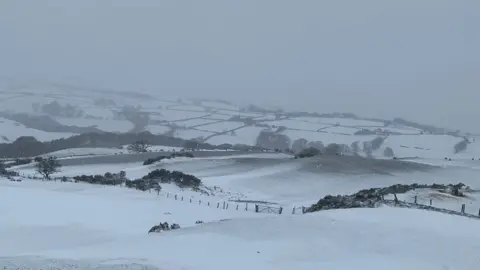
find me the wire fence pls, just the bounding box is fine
[158,190,290,215]
[12,173,480,219]
[386,193,480,219]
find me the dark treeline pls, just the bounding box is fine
[0,131,261,158]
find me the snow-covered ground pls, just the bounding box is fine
[381,135,478,159]
[0,117,76,142]
[171,118,220,128]
[41,147,127,158]
[145,124,171,135]
[318,117,384,127]
[14,152,480,213]
[200,100,239,111]
[1,178,480,270]
[152,109,208,121]
[197,121,246,132]
[266,119,332,131]
[206,126,265,146]
[55,117,133,133]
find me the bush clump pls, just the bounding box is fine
[141,169,201,188]
[306,182,468,213]
[0,161,19,177]
[125,178,161,192]
[148,222,181,233]
[73,171,127,186]
[143,152,194,165]
[12,158,32,166]
[294,147,321,159]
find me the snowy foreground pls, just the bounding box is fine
[2,179,480,270]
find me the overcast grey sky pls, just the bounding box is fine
[1,1,478,132]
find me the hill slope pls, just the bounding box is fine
[1,178,479,270]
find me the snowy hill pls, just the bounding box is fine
[2,81,480,269]
[1,178,480,270]
[0,80,476,161]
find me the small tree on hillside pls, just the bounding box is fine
[325,143,341,155]
[351,141,360,153]
[35,156,62,180]
[127,140,151,153]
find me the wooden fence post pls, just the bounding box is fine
[279,207,283,214]
[461,204,465,214]
[393,193,398,204]
[255,204,259,213]
[414,195,417,204]
[429,199,432,206]
[292,207,295,214]
[226,203,229,209]
[223,201,226,209]
[245,203,248,211]
[217,202,220,208]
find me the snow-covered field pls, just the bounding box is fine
[0,117,76,142]
[1,177,480,270]
[41,147,127,158]
[1,82,477,161]
[13,152,480,214]
[266,119,332,131]
[55,118,133,133]
[145,124,171,135]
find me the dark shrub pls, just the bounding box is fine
[454,139,469,154]
[143,152,194,165]
[142,169,201,188]
[13,158,32,166]
[295,147,321,159]
[383,147,395,157]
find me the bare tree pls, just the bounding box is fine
[127,140,151,153]
[35,156,62,180]
[350,141,360,153]
[363,141,373,158]
[292,138,308,153]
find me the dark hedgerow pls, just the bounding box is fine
[141,169,201,188]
